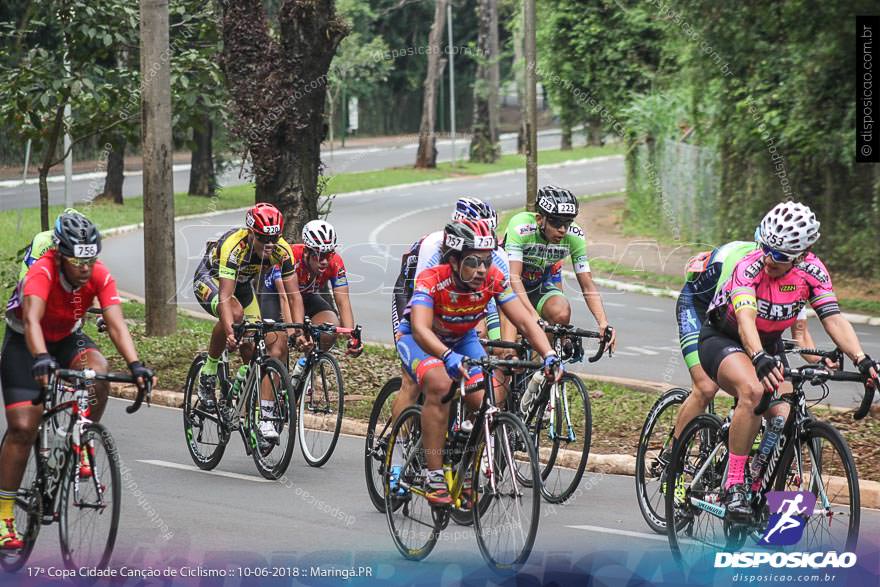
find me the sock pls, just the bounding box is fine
[202,355,220,376]
[428,469,445,486]
[0,490,16,520]
[261,400,274,413]
[391,438,406,467]
[726,453,748,490]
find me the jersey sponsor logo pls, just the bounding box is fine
[724,345,744,354]
[734,298,755,311]
[567,224,584,238]
[442,303,487,314]
[517,224,537,236]
[779,284,796,292]
[428,276,454,293]
[797,262,828,283]
[757,299,804,321]
[743,258,765,279]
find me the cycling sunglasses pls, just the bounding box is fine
[760,243,798,263]
[63,256,98,267]
[306,248,334,260]
[461,255,492,269]
[254,233,280,244]
[545,216,573,229]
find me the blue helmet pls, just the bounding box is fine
[451,197,497,231]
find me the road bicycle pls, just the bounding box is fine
[484,322,612,503]
[0,366,151,574]
[664,359,875,564]
[288,319,362,467]
[383,355,543,571]
[182,320,298,479]
[635,339,836,534]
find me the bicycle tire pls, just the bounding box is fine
[534,374,592,504]
[473,412,541,571]
[182,353,228,470]
[59,423,121,571]
[384,405,439,561]
[0,435,42,573]
[248,357,297,480]
[365,377,402,513]
[773,419,859,551]
[635,387,689,534]
[297,353,344,467]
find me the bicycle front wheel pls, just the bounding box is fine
[473,412,541,571]
[298,353,344,467]
[365,377,402,513]
[534,374,592,504]
[248,358,297,480]
[182,353,228,470]
[59,423,121,571]
[774,419,859,552]
[0,435,42,573]
[635,387,689,534]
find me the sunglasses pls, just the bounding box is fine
[761,244,798,263]
[306,249,334,260]
[461,255,492,269]
[546,216,573,229]
[254,233,280,244]
[64,256,98,267]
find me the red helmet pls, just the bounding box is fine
[246,203,284,237]
[443,219,496,252]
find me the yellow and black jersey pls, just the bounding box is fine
[202,228,296,284]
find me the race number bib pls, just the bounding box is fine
[74,244,98,258]
[556,202,577,215]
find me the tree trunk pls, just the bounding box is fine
[95,134,126,204]
[415,0,448,169]
[188,113,215,196]
[488,0,499,144]
[513,19,525,155]
[560,117,572,150]
[469,0,500,164]
[220,0,349,241]
[586,115,604,146]
[38,105,66,231]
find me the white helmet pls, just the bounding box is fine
[451,197,498,231]
[759,201,820,254]
[302,219,337,253]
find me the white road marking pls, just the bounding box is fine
[604,302,626,307]
[566,524,678,543]
[138,459,274,483]
[625,346,659,356]
[636,306,664,313]
[611,351,640,356]
[644,345,681,353]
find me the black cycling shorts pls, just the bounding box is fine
[303,289,338,319]
[1,329,99,409]
[698,322,788,383]
[193,258,260,319]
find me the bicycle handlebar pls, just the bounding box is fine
[34,369,154,414]
[753,366,873,420]
[234,319,308,342]
[481,323,613,363]
[440,356,545,404]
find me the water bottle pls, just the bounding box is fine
[230,365,249,398]
[291,357,307,388]
[749,415,785,489]
[519,371,545,414]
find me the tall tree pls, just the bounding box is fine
[414,0,448,169]
[469,0,500,163]
[220,0,348,239]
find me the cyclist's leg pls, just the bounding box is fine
[53,332,109,421]
[673,365,719,439]
[672,294,719,440]
[538,288,570,326]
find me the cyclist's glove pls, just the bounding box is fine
[128,361,154,385]
[32,353,58,378]
[346,338,364,357]
[751,351,781,382]
[543,352,563,381]
[856,355,880,384]
[441,349,465,380]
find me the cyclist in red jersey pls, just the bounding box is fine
[293,220,362,355]
[396,220,562,504]
[0,213,154,549]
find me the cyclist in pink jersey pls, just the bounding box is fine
[700,202,879,522]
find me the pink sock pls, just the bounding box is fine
[725,453,748,490]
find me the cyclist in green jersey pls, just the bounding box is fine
[503,185,617,349]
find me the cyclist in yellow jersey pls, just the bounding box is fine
[193,204,310,433]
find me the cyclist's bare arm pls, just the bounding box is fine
[102,304,141,365]
[575,271,616,351]
[499,297,554,358]
[274,276,293,323]
[22,294,49,357]
[332,285,356,329]
[820,313,872,367]
[217,277,238,349]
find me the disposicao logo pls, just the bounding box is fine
[760,491,816,546]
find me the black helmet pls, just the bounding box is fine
[53,212,101,258]
[536,185,578,219]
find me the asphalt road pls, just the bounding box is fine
[99,155,880,408]
[2,397,876,585]
[0,129,582,211]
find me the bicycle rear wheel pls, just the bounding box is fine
[59,423,121,571]
[0,435,42,573]
[182,353,228,470]
[384,405,439,561]
[298,353,344,467]
[635,387,689,534]
[249,358,297,480]
[473,412,540,571]
[534,374,591,504]
[774,419,859,551]
[665,414,729,565]
[365,377,402,512]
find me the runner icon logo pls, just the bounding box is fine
[760,491,816,546]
